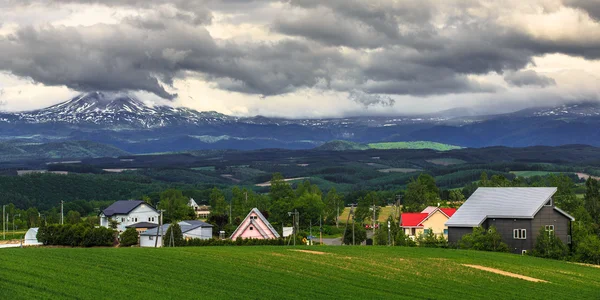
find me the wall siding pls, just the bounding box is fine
[448,227,473,244]
[484,218,532,254]
[531,206,570,245]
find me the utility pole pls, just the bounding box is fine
[155,210,164,248]
[229,199,232,225]
[13,214,20,232]
[319,214,323,245]
[60,200,64,225]
[372,204,377,242]
[2,205,5,240]
[388,220,392,246]
[309,220,312,246]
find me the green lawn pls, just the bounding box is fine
[368,141,462,151]
[1,247,599,299]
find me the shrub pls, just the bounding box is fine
[531,227,569,260]
[120,228,139,247]
[394,229,416,247]
[458,226,509,252]
[164,223,185,247]
[37,224,115,247]
[342,223,367,245]
[574,234,600,265]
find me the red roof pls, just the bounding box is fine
[400,213,429,227]
[440,208,457,217]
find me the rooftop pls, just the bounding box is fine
[445,187,559,227]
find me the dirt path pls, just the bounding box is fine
[288,249,328,255]
[462,264,548,283]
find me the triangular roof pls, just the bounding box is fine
[401,207,457,228]
[101,200,156,217]
[446,187,564,227]
[188,198,199,207]
[400,213,429,227]
[230,208,280,239]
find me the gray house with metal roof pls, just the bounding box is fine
[446,187,574,254]
[139,220,213,247]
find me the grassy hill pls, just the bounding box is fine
[315,140,370,151]
[0,140,130,162]
[317,140,462,151]
[2,247,599,299]
[368,141,462,151]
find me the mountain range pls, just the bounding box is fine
[2,92,600,154]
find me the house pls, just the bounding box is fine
[188,198,210,219]
[99,200,160,233]
[139,220,213,247]
[445,187,575,254]
[125,222,159,233]
[400,206,457,239]
[230,208,280,240]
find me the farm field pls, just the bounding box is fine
[367,141,462,151]
[510,171,566,178]
[338,206,399,224]
[1,246,599,299]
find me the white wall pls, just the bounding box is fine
[102,204,160,232]
[183,227,212,240]
[140,235,163,247]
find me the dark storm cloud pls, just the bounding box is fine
[504,70,556,87]
[565,0,600,20]
[0,0,599,103]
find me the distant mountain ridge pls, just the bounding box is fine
[0,140,129,162]
[1,92,600,152]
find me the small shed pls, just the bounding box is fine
[24,228,43,246]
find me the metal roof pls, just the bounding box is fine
[125,222,159,229]
[445,187,557,227]
[140,220,212,236]
[101,200,156,217]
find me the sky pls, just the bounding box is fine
[0,0,600,118]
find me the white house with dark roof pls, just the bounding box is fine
[230,208,280,240]
[99,200,160,233]
[139,220,213,247]
[446,187,575,254]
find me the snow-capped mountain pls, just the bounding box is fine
[9,92,236,128]
[1,92,600,153]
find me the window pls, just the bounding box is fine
[567,235,572,244]
[513,229,526,239]
[545,198,553,206]
[250,226,254,231]
[411,228,416,236]
[545,225,554,234]
[149,236,153,240]
[121,217,125,222]
[424,229,431,234]
[443,229,448,235]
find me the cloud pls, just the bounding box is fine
[504,70,557,87]
[348,90,395,107]
[0,0,599,115]
[564,0,600,20]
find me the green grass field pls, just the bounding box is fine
[1,247,599,299]
[368,141,462,151]
[338,206,399,224]
[510,171,565,178]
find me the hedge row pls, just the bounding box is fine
[185,237,293,246]
[37,224,115,247]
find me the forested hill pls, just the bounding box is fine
[0,140,129,162]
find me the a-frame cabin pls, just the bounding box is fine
[230,208,280,240]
